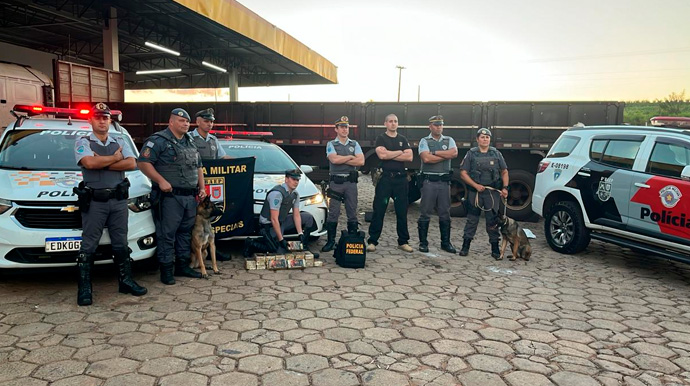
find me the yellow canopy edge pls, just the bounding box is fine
[173,0,338,84]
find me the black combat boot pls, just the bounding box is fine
[439,220,457,254]
[347,221,359,234]
[301,226,320,259]
[160,262,175,285]
[113,249,147,296]
[175,256,203,278]
[243,238,271,258]
[77,252,93,306]
[321,222,337,252]
[491,240,501,260]
[209,247,232,262]
[458,238,472,256]
[418,220,430,252]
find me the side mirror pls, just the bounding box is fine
[682,165,690,181]
[300,165,314,174]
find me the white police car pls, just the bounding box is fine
[217,139,327,239]
[0,105,156,268]
[532,124,690,263]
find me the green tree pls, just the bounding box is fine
[658,90,688,116]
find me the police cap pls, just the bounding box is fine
[429,115,444,125]
[171,108,191,121]
[92,102,111,117]
[195,108,215,121]
[477,128,492,137]
[285,169,302,180]
[335,116,349,127]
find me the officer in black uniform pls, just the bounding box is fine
[191,107,232,262]
[417,115,458,254]
[321,116,365,252]
[244,169,320,258]
[367,114,414,253]
[138,108,207,284]
[74,103,147,306]
[191,108,231,160]
[458,128,509,259]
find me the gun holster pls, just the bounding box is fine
[115,178,130,200]
[73,182,92,213]
[327,189,346,203]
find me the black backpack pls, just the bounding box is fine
[334,230,366,268]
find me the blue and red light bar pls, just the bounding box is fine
[13,105,122,118]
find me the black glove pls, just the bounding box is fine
[277,239,288,254]
[299,233,308,245]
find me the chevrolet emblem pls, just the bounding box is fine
[60,205,79,213]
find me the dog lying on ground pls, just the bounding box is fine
[190,196,224,278]
[495,211,532,261]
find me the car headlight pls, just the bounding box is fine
[304,193,324,206]
[0,198,11,215]
[128,194,151,212]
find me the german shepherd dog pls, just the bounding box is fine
[190,196,224,278]
[494,211,532,261]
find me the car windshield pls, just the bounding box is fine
[0,129,137,171]
[221,142,297,173]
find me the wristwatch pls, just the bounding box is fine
[431,150,436,155]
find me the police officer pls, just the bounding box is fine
[191,108,231,160]
[367,114,414,253]
[458,128,509,259]
[138,108,207,284]
[74,103,147,306]
[417,115,458,254]
[243,169,320,258]
[321,116,365,252]
[191,108,232,262]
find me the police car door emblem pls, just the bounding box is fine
[659,185,682,208]
[597,178,612,202]
[554,169,562,181]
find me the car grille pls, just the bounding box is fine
[14,208,82,229]
[6,245,114,264]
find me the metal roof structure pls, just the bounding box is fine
[0,0,338,89]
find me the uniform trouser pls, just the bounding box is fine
[368,175,409,246]
[327,181,358,223]
[263,212,316,239]
[80,199,128,254]
[463,189,502,242]
[418,180,451,222]
[153,192,197,264]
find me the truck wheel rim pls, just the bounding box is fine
[550,210,574,247]
[506,181,532,211]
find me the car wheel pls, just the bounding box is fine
[544,201,590,254]
[505,169,535,221]
[449,179,468,217]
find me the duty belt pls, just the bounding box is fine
[382,171,406,178]
[153,186,198,196]
[421,173,451,182]
[330,173,358,184]
[91,188,118,202]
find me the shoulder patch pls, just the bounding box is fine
[76,145,85,154]
[142,147,151,158]
[145,141,155,148]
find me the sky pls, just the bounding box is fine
[127,0,690,103]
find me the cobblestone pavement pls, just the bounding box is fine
[2,178,690,385]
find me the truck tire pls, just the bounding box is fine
[544,201,590,254]
[449,179,468,217]
[505,169,535,221]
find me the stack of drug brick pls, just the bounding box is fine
[245,251,322,270]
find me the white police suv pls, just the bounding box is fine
[532,124,690,263]
[218,139,327,239]
[0,105,156,268]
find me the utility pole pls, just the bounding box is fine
[396,65,406,102]
[417,85,420,102]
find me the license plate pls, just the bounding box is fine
[45,237,82,252]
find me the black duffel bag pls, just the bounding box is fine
[334,230,366,269]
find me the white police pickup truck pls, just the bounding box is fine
[0,105,156,268]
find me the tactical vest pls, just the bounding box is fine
[81,137,125,189]
[192,133,217,160]
[469,147,502,187]
[421,136,452,174]
[260,185,298,224]
[329,139,358,174]
[151,129,199,189]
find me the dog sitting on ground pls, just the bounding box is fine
[190,196,224,278]
[494,211,532,261]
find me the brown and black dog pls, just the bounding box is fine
[495,211,532,261]
[190,196,224,278]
